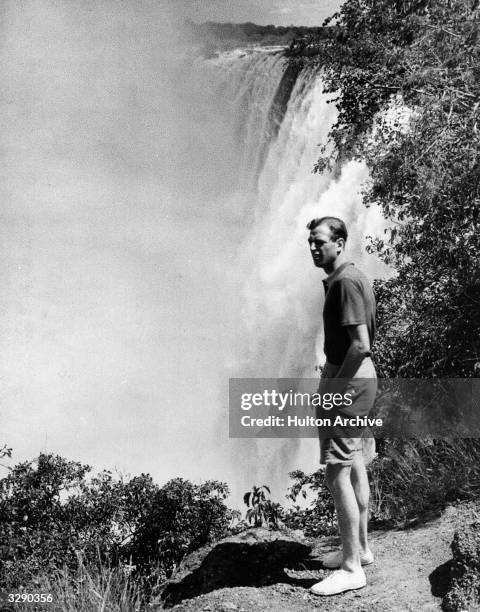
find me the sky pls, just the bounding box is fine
[165,0,342,26]
[0,0,232,482]
[0,0,343,503]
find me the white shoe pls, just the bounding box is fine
[322,549,374,569]
[310,568,367,596]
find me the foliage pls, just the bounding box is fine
[125,477,232,586]
[243,485,281,529]
[369,438,480,525]
[280,438,480,537]
[0,453,234,593]
[9,560,145,612]
[0,444,12,459]
[282,439,480,537]
[301,0,480,377]
[282,470,336,537]
[0,454,93,589]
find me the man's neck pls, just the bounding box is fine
[325,253,347,277]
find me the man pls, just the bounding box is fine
[307,216,377,596]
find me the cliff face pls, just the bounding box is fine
[267,62,305,139]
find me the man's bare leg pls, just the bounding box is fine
[350,451,372,557]
[325,463,361,573]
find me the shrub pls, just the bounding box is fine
[369,439,480,525]
[243,485,281,529]
[0,453,234,594]
[281,440,480,537]
[282,470,336,537]
[123,478,233,587]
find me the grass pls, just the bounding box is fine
[10,561,147,612]
[369,439,480,526]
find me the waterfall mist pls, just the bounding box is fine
[0,1,388,508]
[208,52,389,505]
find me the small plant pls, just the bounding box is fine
[283,470,336,537]
[243,485,280,529]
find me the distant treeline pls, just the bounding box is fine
[186,19,329,52]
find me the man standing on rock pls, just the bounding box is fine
[307,216,377,596]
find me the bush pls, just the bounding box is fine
[123,477,233,588]
[0,453,234,594]
[282,469,336,537]
[281,440,480,537]
[369,439,480,525]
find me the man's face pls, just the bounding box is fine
[308,224,341,270]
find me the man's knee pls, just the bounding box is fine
[351,452,368,481]
[325,463,351,492]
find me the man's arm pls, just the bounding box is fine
[334,323,371,380]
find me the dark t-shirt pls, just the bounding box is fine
[322,262,376,366]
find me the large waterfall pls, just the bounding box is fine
[185,48,389,506]
[0,3,388,511]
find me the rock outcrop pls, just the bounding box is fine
[159,528,312,607]
[443,522,480,611]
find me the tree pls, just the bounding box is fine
[300,0,480,376]
[0,454,92,588]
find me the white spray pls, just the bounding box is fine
[202,49,389,506]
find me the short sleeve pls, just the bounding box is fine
[338,278,366,326]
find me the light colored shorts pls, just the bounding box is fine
[318,358,377,466]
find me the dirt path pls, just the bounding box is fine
[169,502,480,611]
